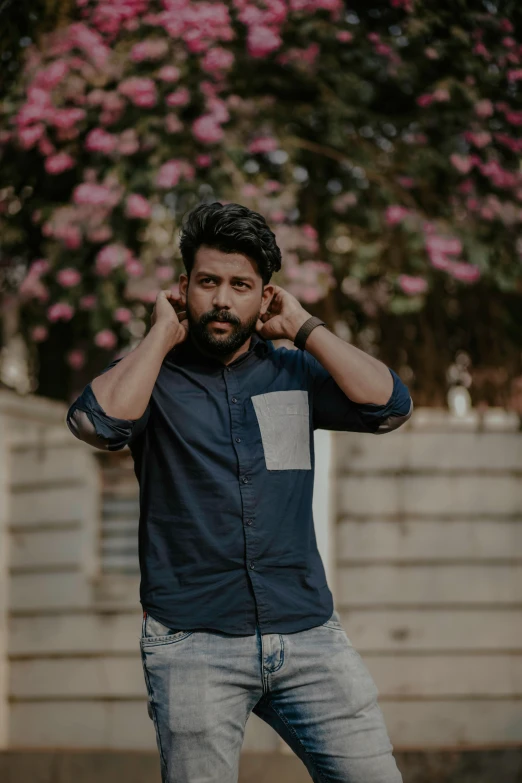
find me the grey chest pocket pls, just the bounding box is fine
[251,390,311,471]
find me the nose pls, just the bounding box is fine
[211,284,232,311]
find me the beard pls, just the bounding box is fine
[187,305,260,357]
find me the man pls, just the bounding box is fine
[67,201,411,783]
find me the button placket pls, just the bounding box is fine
[223,367,269,621]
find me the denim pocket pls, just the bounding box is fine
[140,613,193,647]
[321,609,345,631]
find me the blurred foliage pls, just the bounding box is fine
[0,0,522,407]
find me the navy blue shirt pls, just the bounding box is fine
[66,332,412,635]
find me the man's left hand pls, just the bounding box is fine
[256,285,311,342]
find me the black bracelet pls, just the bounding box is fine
[293,316,326,350]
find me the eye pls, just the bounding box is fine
[234,281,247,288]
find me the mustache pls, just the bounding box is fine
[199,310,241,326]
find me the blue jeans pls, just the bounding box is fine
[140,609,403,783]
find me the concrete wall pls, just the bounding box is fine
[333,407,522,748]
[0,391,521,754]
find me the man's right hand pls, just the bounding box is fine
[151,289,189,351]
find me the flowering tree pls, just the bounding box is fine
[1,0,521,406]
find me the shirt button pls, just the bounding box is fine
[231,396,238,403]
[249,561,255,569]
[235,437,241,443]
[246,519,253,526]
[242,477,249,484]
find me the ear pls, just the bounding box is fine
[178,273,188,304]
[260,284,274,316]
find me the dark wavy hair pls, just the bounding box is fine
[178,202,282,285]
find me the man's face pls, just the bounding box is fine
[178,246,273,357]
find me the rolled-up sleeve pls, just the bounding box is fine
[66,359,150,451]
[307,354,413,434]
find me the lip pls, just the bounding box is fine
[209,320,232,328]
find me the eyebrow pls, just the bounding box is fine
[196,272,256,284]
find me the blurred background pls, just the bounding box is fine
[0,1,522,781]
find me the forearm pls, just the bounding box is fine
[91,324,174,419]
[299,324,393,405]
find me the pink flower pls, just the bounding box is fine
[49,108,86,130]
[57,268,82,287]
[29,259,50,275]
[448,262,481,283]
[45,152,76,174]
[450,154,473,174]
[196,154,212,167]
[126,194,151,219]
[508,69,522,83]
[464,131,491,148]
[47,302,75,322]
[85,128,117,154]
[264,180,282,193]
[433,88,450,102]
[114,307,132,324]
[118,129,139,155]
[192,115,224,144]
[95,244,131,276]
[473,42,490,60]
[424,47,439,59]
[248,136,278,154]
[118,77,157,108]
[336,31,353,43]
[506,111,522,126]
[157,65,181,82]
[38,136,55,156]
[94,329,117,350]
[79,294,97,310]
[417,94,434,108]
[301,224,318,241]
[398,274,428,296]
[202,47,235,73]
[35,59,69,90]
[241,184,259,198]
[68,22,109,66]
[31,325,49,342]
[130,39,169,62]
[66,349,86,370]
[166,88,191,108]
[425,234,462,256]
[165,114,183,133]
[88,226,112,243]
[18,124,44,149]
[247,26,283,58]
[156,159,182,188]
[385,205,411,225]
[156,266,174,281]
[125,259,144,277]
[458,179,474,195]
[19,273,49,302]
[474,99,493,118]
[73,183,114,206]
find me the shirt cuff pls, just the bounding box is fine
[66,383,141,451]
[352,368,413,434]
